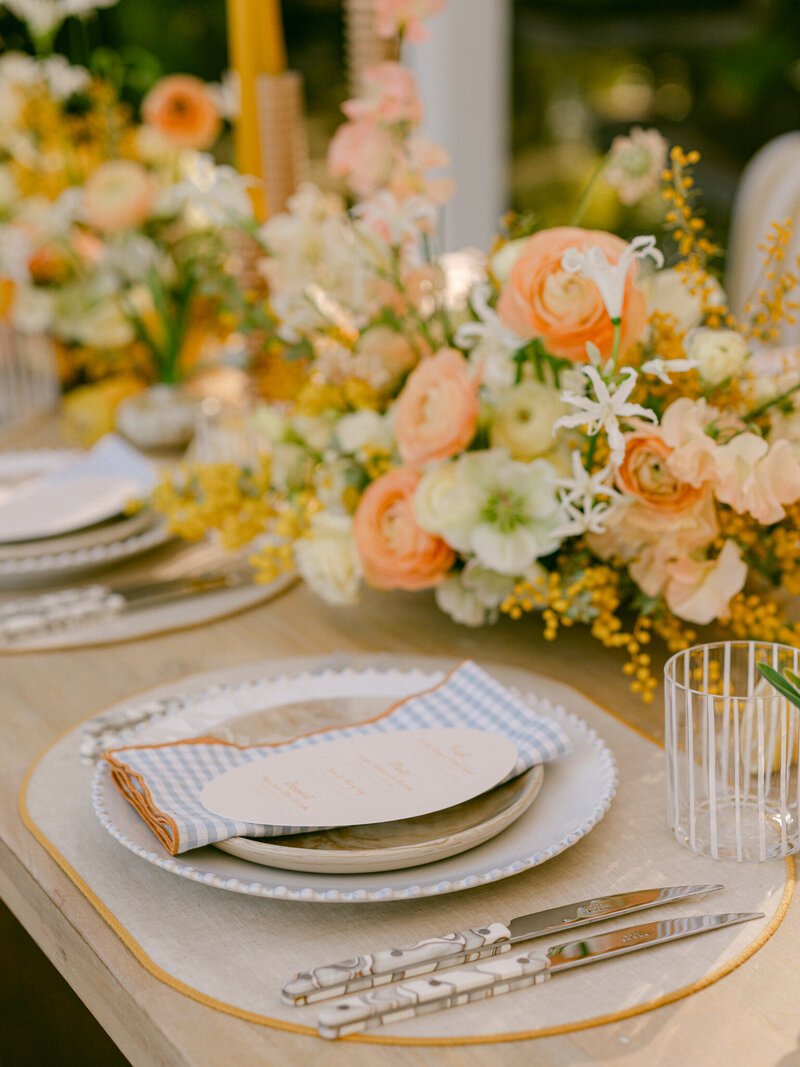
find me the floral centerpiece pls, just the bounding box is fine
[151,0,800,699]
[0,8,256,443]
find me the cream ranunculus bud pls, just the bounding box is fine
[684,327,748,386]
[293,512,362,605]
[638,267,725,335]
[489,380,567,461]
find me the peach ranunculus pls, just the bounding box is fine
[84,160,155,233]
[616,431,705,515]
[353,466,455,590]
[142,74,221,150]
[393,347,479,467]
[664,540,748,626]
[495,227,648,362]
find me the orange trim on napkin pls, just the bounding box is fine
[102,661,468,853]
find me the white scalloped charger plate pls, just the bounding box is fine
[91,666,618,903]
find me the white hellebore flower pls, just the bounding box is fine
[293,512,362,606]
[554,364,656,465]
[416,450,564,575]
[555,450,621,536]
[335,409,394,458]
[561,234,663,323]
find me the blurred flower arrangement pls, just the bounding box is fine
[0,0,256,441]
[98,0,800,695]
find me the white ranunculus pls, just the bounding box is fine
[639,267,725,335]
[414,461,484,553]
[335,409,394,457]
[684,327,748,386]
[252,404,289,444]
[10,285,54,333]
[293,512,362,605]
[269,442,312,493]
[489,239,528,284]
[290,414,334,454]
[489,380,567,462]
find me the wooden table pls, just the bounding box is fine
[1,418,798,1066]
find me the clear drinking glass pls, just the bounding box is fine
[664,641,800,861]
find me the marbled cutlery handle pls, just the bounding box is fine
[317,949,552,1039]
[281,922,512,1004]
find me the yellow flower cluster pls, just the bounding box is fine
[151,462,276,551]
[500,563,661,702]
[661,147,731,328]
[721,590,800,649]
[742,220,800,342]
[13,80,132,200]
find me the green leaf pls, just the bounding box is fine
[756,662,800,709]
[784,669,800,691]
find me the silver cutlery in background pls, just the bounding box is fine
[282,884,724,1005]
[0,565,255,643]
[317,911,763,1039]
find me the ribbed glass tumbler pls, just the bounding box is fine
[664,641,800,861]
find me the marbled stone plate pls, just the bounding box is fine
[213,765,544,873]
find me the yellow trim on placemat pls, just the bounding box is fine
[17,668,796,1047]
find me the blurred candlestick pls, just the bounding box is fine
[226,0,287,218]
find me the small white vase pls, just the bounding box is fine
[114,383,199,451]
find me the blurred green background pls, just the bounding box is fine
[1,0,799,251]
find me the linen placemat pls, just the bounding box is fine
[104,660,571,853]
[20,655,793,1045]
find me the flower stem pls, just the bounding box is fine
[743,379,800,422]
[570,155,608,227]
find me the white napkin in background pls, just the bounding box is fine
[0,434,156,543]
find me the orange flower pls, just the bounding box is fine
[142,74,221,150]
[616,432,704,515]
[496,226,647,362]
[353,467,455,590]
[393,348,479,468]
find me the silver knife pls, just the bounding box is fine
[0,567,254,643]
[316,910,762,1039]
[282,883,723,1004]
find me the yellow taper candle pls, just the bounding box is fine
[226,0,287,218]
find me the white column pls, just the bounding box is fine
[404,0,512,254]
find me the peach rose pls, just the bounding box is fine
[353,467,455,590]
[393,348,479,467]
[616,432,704,515]
[142,74,221,150]
[84,160,155,233]
[496,226,647,362]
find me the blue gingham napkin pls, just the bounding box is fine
[102,661,571,855]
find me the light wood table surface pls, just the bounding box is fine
[1,416,798,1067]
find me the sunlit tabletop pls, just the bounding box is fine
[0,416,797,1067]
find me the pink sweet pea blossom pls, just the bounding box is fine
[342,63,421,125]
[712,434,800,524]
[328,120,395,197]
[664,540,748,626]
[374,0,447,44]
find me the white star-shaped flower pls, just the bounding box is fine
[640,356,700,384]
[455,282,525,352]
[554,365,657,464]
[561,234,664,322]
[554,450,620,535]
